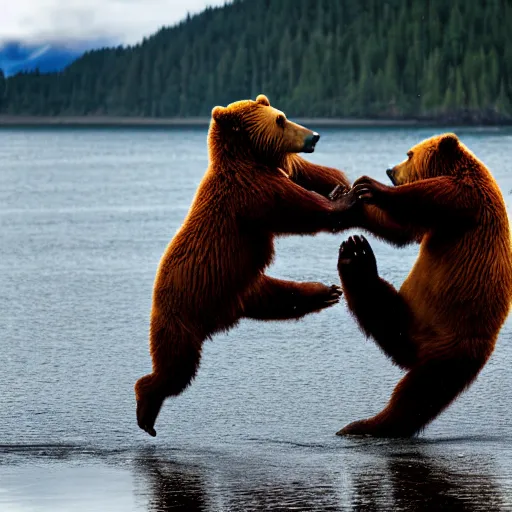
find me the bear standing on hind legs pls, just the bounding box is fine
[135,94,356,437]
[335,133,512,438]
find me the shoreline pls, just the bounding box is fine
[0,115,510,128]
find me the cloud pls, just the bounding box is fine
[0,0,227,45]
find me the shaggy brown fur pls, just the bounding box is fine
[135,95,354,436]
[335,133,512,437]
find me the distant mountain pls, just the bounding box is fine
[0,41,107,76]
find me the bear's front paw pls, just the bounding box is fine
[337,235,378,286]
[352,176,390,205]
[331,187,359,212]
[329,184,349,201]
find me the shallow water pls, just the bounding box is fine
[0,126,511,511]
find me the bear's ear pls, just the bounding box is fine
[255,94,270,106]
[212,106,231,124]
[438,133,459,155]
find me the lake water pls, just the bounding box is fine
[0,126,511,511]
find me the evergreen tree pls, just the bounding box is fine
[0,0,511,122]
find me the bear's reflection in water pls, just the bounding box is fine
[134,447,504,512]
[134,453,208,512]
[133,450,341,512]
[351,449,504,512]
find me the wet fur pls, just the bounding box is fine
[338,133,512,437]
[135,95,352,436]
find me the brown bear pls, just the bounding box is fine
[334,133,512,437]
[135,94,355,437]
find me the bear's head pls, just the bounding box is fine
[209,94,320,163]
[387,133,467,186]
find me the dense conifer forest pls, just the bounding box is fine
[1,0,511,122]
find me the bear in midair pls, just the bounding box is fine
[135,95,355,436]
[336,133,512,437]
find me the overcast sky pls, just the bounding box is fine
[1,0,227,45]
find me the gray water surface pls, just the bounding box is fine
[0,127,511,511]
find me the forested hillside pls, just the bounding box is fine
[1,0,511,122]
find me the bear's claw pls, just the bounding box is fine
[305,283,342,312]
[325,284,343,304]
[145,426,157,437]
[329,184,349,201]
[329,284,343,297]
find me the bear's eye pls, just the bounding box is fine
[407,151,413,159]
[276,115,285,128]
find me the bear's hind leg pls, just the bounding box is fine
[338,355,484,437]
[242,275,342,321]
[338,235,416,369]
[135,373,165,437]
[135,331,203,437]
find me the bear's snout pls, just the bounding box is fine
[386,168,398,186]
[303,132,320,153]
